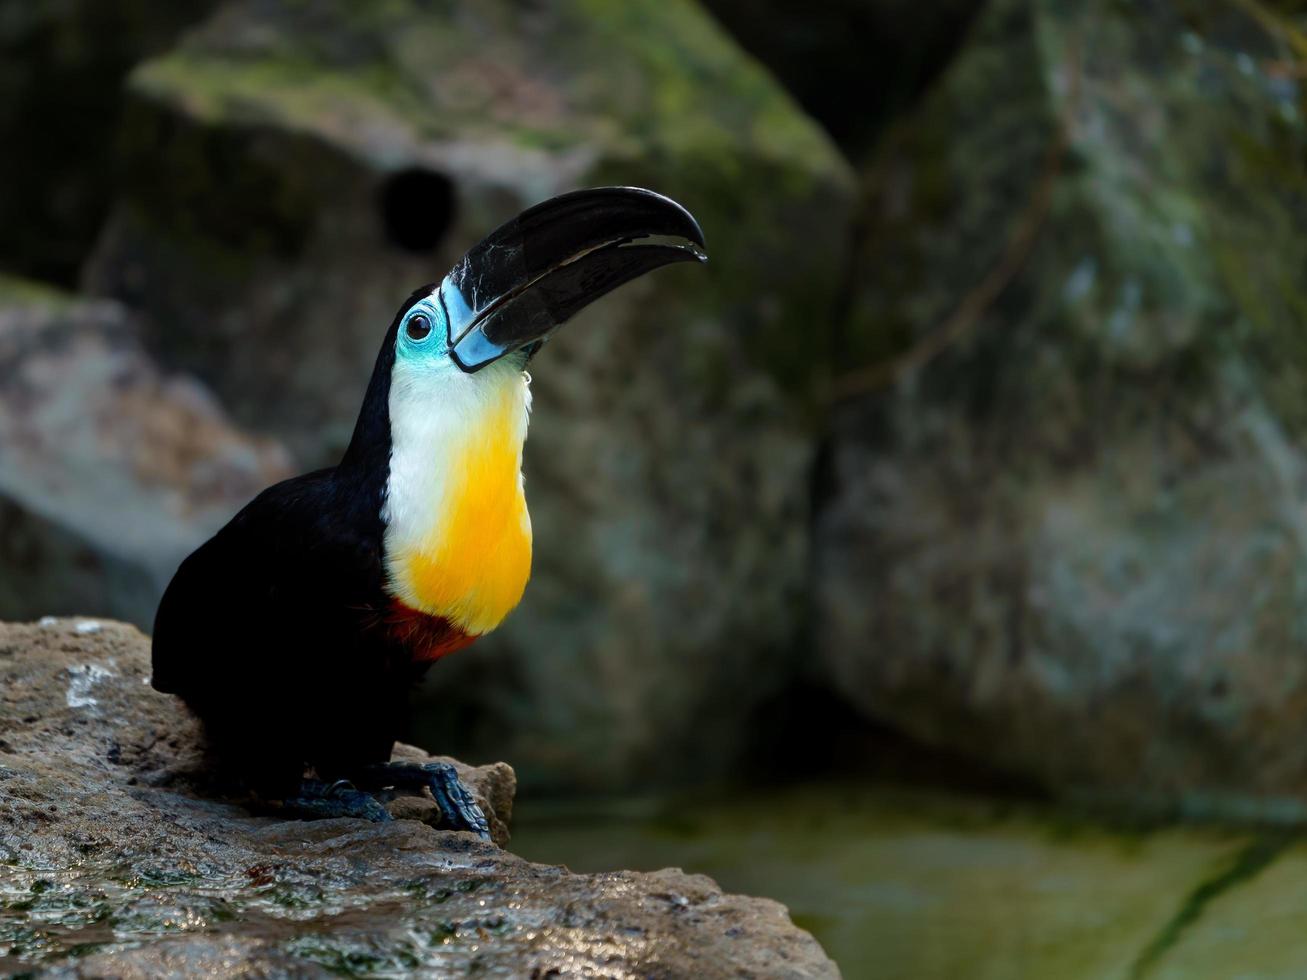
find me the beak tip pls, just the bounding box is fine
[633,185,706,252]
[690,220,707,252]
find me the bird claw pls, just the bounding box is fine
[272,765,490,839]
[280,778,393,822]
[360,761,492,841]
[424,762,493,841]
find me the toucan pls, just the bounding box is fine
[151,187,706,838]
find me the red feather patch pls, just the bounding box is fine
[385,601,478,663]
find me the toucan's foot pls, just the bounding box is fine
[359,762,491,841]
[279,779,393,822]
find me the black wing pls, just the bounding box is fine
[150,468,385,700]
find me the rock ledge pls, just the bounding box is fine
[0,619,835,977]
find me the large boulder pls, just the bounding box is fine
[0,0,216,284]
[84,0,855,791]
[0,279,291,628]
[0,618,836,978]
[816,0,1307,817]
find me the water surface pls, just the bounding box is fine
[511,782,1303,979]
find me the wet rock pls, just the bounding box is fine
[0,280,292,627]
[0,618,836,978]
[83,0,855,792]
[816,0,1307,817]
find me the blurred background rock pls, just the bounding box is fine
[10,0,1307,974]
[6,0,1307,941]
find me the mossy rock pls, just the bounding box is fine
[818,0,1307,817]
[81,0,856,792]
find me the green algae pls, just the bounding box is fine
[0,854,506,973]
[1129,833,1291,979]
[0,861,237,968]
[0,275,78,311]
[127,0,838,172]
[285,934,424,976]
[402,877,489,904]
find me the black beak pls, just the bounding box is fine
[439,187,707,372]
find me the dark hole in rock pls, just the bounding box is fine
[379,168,456,253]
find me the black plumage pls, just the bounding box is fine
[151,288,426,793]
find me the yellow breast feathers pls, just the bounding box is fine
[382,360,532,636]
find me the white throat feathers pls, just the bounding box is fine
[381,357,533,636]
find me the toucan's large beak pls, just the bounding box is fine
[439,187,707,372]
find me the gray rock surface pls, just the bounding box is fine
[0,281,291,628]
[82,0,856,792]
[0,617,838,977]
[816,0,1307,817]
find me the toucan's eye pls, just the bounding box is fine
[406,313,432,341]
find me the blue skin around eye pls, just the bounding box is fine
[397,280,528,374]
[397,298,452,364]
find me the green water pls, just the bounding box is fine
[510,782,1307,980]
